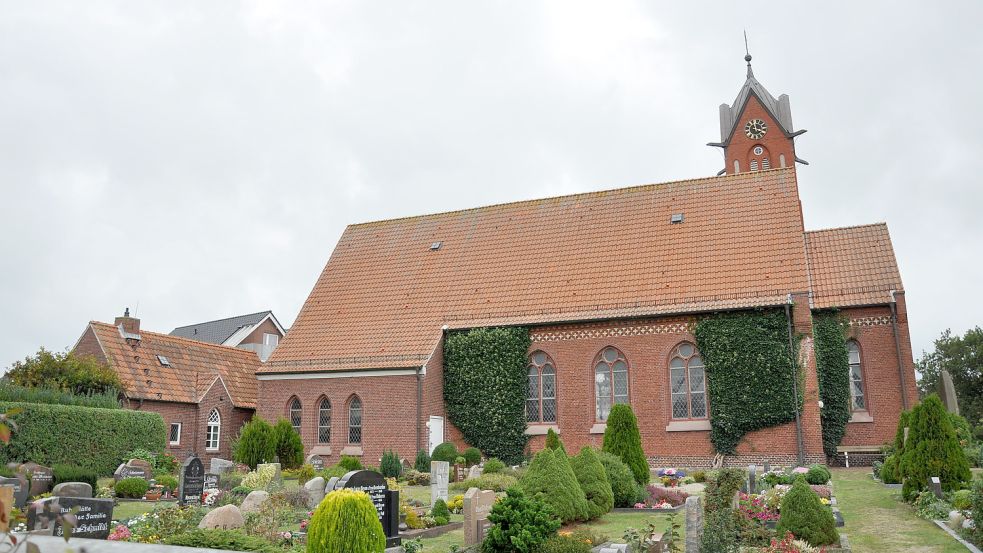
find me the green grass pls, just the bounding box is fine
[833,467,966,553]
[112,499,178,522]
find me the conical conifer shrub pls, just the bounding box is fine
[775,477,838,546]
[544,428,566,453]
[900,394,971,501]
[570,447,614,519]
[307,489,386,553]
[602,404,650,484]
[519,447,589,523]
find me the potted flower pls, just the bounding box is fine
[144,485,163,501]
[658,468,686,487]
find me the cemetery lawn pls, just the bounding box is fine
[832,468,965,553]
[112,499,178,521]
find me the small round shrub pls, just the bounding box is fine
[164,529,278,552]
[380,450,402,478]
[598,451,638,508]
[434,515,449,526]
[601,404,649,484]
[700,507,740,553]
[297,464,316,486]
[414,449,431,473]
[537,534,592,553]
[952,489,973,510]
[454,456,467,466]
[806,464,831,485]
[338,455,363,472]
[271,419,304,469]
[115,477,150,498]
[402,505,424,529]
[450,472,518,493]
[233,417,276,469]
[570,447,614,519]
[483,458,506,474]
[481,487,560,553]
[431,442,459,464]
[432,498,450,520]
[156,474,179,492]
[308,489,386,553]
[776,477,838,546]
[463,447,482,466]
[880,454,901,484]
[519,448,589,523]
[691,470,707,483]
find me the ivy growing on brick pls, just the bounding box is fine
[443,327,531,464]
[813,311,852,458]
[694,309,802,455]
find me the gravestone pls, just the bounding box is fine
[326,476,339,492]
[940,370,960,415]
[684,496,702,553]
[431,461,449,504]
[930,476,943,499]
[454,464,467,482]
[304,476,327,508]
[27,497,114,539]
[52,482,93,498]
[337,470,400,547]
[179,455,205,506]
[114,459,151,482]
[463,487,496,546]
[19,463,54,497]
[747,465,757,495]
[763,461,771,474]
[305,454,325,471]
[467,465,482,480]
[203,473,220,490]
[210,458,235,474]
[0,475,29,508]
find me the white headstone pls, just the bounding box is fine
[431,461,449,505]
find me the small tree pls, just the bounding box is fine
[598,451,640,508]
[570,447,614,519]
[518,448,589,523]
[544,428,566,453]
[271,418,304,469]
[602,404,649,484]
[414,449,431,472]
[775,477,838,546]
[481,487,560,553]
[308,489,386,553]
[900,394,971,500]
[233,417,276,469]
[381,449,402,478]
[6,347,123,395]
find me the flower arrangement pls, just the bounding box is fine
[738,492,780,522]
[634,500,673,510]
[763,531,827,552]
[792,466,809,475]
[202,488,221,506]
[658,468,686,487]
[108,524,132,541]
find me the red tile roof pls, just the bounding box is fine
[805,223,903,309]
[89,322,260,408]
[267,168,814,373]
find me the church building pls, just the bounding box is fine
[257,56,916,468]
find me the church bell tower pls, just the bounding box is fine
[709,54,807,175]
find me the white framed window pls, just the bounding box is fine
[594,347,629,421]
[526,351,557,424]
[669,342,708,420]
[848,341,866,411]
[318,397,331,443]
[206,409,221,451]
[169,422,181,445]
[289,397,302,433]
[263,333,279,347]
[348,396,362,445]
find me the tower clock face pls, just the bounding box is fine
[744,119,768,139]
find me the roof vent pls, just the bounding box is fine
[157,355,170,367]
[430,241,442,251]
[670,213,684,224]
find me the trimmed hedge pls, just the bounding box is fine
[431,442,459,464]
[602,404,649,485]
[52,464,98,490]
[116,477,150,498]
[813,312,852,457]
[0,401,164,476]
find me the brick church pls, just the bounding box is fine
[258,55,917,468]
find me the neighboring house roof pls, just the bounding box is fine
[265,168,813,374]
[88,322,260,408]
[805,223,904,309]
[169,311,285,347]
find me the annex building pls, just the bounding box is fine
[257,57,917,468]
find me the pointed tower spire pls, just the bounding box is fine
[744,31,754,79]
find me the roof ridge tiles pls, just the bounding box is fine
[806,222,888,234]
[90,321,261,357]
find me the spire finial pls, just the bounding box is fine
[744,31,754,78]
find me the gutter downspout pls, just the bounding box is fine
[889,291,910,409]
[416,366,423,453]
[785,295,806,467]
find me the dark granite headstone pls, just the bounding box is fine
[0,475,29,508]
[113,459,150,482]
[27,497,114,539]
[18,463,54,497]
[337,470,400,547]
[203,473,220,490]
[179,455,205,506]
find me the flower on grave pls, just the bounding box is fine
[658,468,685,487]
[108,524,132,541]
[792,466,809,474]
[300,519,309,530]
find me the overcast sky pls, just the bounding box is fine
[2,1,981,371]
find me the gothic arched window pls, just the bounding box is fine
[526,351,557,424]
[289,397,302,433]
[348,396,362,445]
[318,397,331,444]
[206,409,221,451]
[848,341,866,411]
[669,343,708,420]
[594,347,629,421]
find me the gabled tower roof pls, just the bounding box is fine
[717,55,796,146]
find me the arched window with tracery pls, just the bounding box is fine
[847,341,866,411]
[348,396,362,445]
[318,397,331,443]
[289,397,302,433]
[670,342,708,420]
[206,408,221,451]
[527,351,557,424]
[594,347,629,421]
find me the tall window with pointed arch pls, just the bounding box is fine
[318,398,331,444]
[670,343,708,420]
[594,347,629,421]
[289,397,302,434]
[206,408,221,451]
[527,351,557,424]
[847,341,866,411]
[348,396,362,445]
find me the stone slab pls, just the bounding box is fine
[52,482,93,498]
[27,496,114,539]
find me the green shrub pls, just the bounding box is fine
[380,450,402,478]
[220,472,244,490]
[537,534,593,553]
[233,417,276,469]
[403,469,430,486]
[953,489,973,510]
[6,347,123,395]
[450,472,519,493]
[880,455,901,484]
[271,419,304,469]
[598,451,639,508]
[0,401,164,476]
[481,487,560,553]
[805,464,831,485]
[894,409,911,454]
[570,447,613,520]
[0,383,121,409]
[704,468,744,513]
[431,442,459,464]
[164,529,278,552]
[241,464,279,491]
[901,394,972,501]
[156,474,179,492]
[483,458,506,474]
[297,464,316,486]
[519,448,589,523]
[414,449,431,472]
[691,470,707,483]
[776,477,838,546]
[545,428,566,453]
[463,447,482,466]
[432,498,450,520]
[339,455,363,471]
[602,404,649,485]
[319,465,350,480]
[971,479,983,544]
[51,464,98,490]
[115,477,150,498]
[308,489,386,553]
[700,507,740,553]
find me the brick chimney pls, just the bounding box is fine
[115,307,141,336]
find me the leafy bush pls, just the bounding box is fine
[913,491,951,520]
[403,469,430,486]
[297,464,316,486]
[900,394,971,501]
[450,472,518,493]
[319,465,350,480]
[805,464,831,485]
[971,479,983,544]
[402,505,424,529]
[481,487,560,553]
[414,449,431,472]
[219,472,244,490]
[271,419,304,469]
[813,312,852,457]
[444,327,531,464]
[6,347,123,395]
[381,450,402,478]
[0,401,164,476]
[775,477,838,546]
[483,458,506,474]
[598,451,640,508]
[601,404,649,485]
[570,447,613,519]
[545,428,566,453]
[432,498,450,520]
[156,474,179,492]
[115,477,150,498]
[241,464,279,491]
[463,447,482,466]
[233,417,276,469]
[51,464,98,490]
[164,529,278,552]
[0,383,120,409]
[431,442,459,464]
[701,507,740,553]
[154,451,178,474]
[339,455,363,471]
[519,448,589,523]
[953,489,973,510]
[128,505,204,542]
[537,534,593,553]
[692,470,707,483]
[308,489,386,553]
[705,468,745,513]
[880,455,901,484]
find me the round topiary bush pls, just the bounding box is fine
[380,450,402,478]
[901,394,972,501]
[570,447,614,520]
[431,442,459,464]
[115,477,150,499]
[775,477,838,546]
[481,487,559,553]
[233,417,276,469]
[483,458,506,474]
[308,489,386,553]
[338,455,362,472]
[432,498,450,520]
[519,448,589,523]
[601,404,649,484]
[463,447,482,466]
[414,449,431,473]
[805,464,831,485]
[598,451,639,508]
